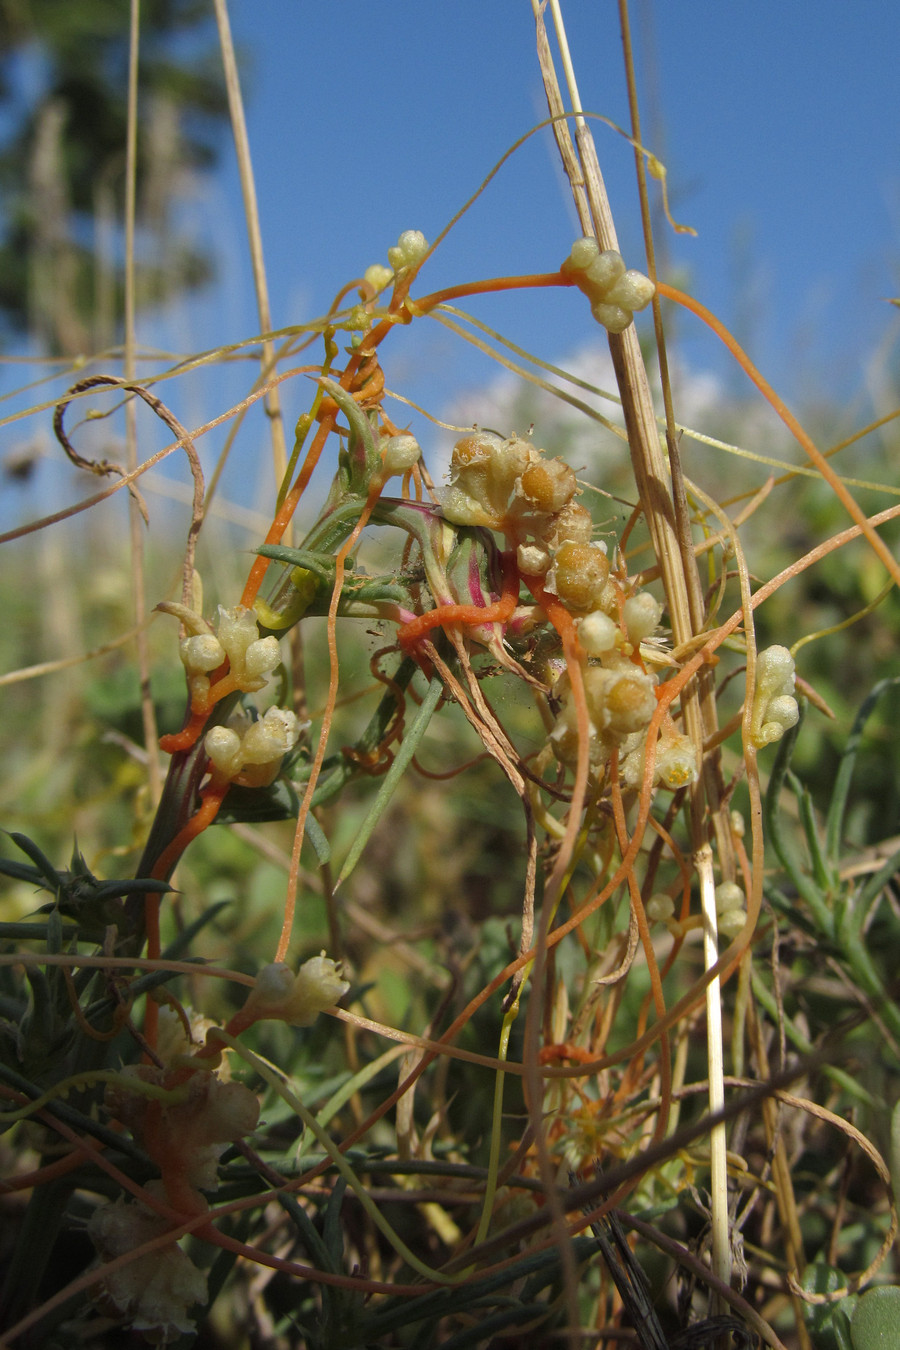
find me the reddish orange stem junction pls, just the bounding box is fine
[397,551,520,653]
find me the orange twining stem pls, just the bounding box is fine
[151,778,230,884]
[397,551,520,653]
[158,708,210,756]
[411,271,569,315]
[656,279,900,593]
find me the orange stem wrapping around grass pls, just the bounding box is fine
[397,549,520,653]
[410,270,570,316]
[239,407,339,611]
[657,280,900,593]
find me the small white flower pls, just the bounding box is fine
[204,707,301,784]
[623,592,663,644]
[241,954,350,1027]
[240,707,301,764]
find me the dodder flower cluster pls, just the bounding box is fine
[561,237,655,333]
[440,428,696,789]
[159,601,302,785]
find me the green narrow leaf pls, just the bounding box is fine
[825,676,900,867]
[763,711,833,932]
[304,810,331,865]
[321,1175,348,1269]
[335,672,444,889]
[3,831,61,892]
[787,767,835,895]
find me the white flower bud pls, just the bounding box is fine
[716,882,745,913]
[718,908,747,937]
[647,893,675,923]
[606,269,656,312]
[380,434,421,476]
[590,300,633,333]
[364,262,394,292]
[578,611,618,656]
[584,249,626,294]
[757,645,795,690]
[623,592,663,643]
[751,645,800,748]
[387,229,428,271]
[561,236,600,274]
[179,633,225,674]
[204,725,243,778]
[242,635,282,681]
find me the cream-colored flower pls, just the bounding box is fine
[561,236,655,332]
[240,954,350,1028]
[750,645,800,748]
[205,706,302,786]
[387,229,429,271]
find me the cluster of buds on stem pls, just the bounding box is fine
[205,705,302,788]
[159,602,281,710]
[363,229,430,298]
[159,600,303,785]
[439,428,694,787]
[749,645,800,748]
[561,237,655,333]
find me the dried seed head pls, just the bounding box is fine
[517,456,577,515]
[517,542,552,576]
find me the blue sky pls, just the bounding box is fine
[4,2,899,527]
[209,2,899,403]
